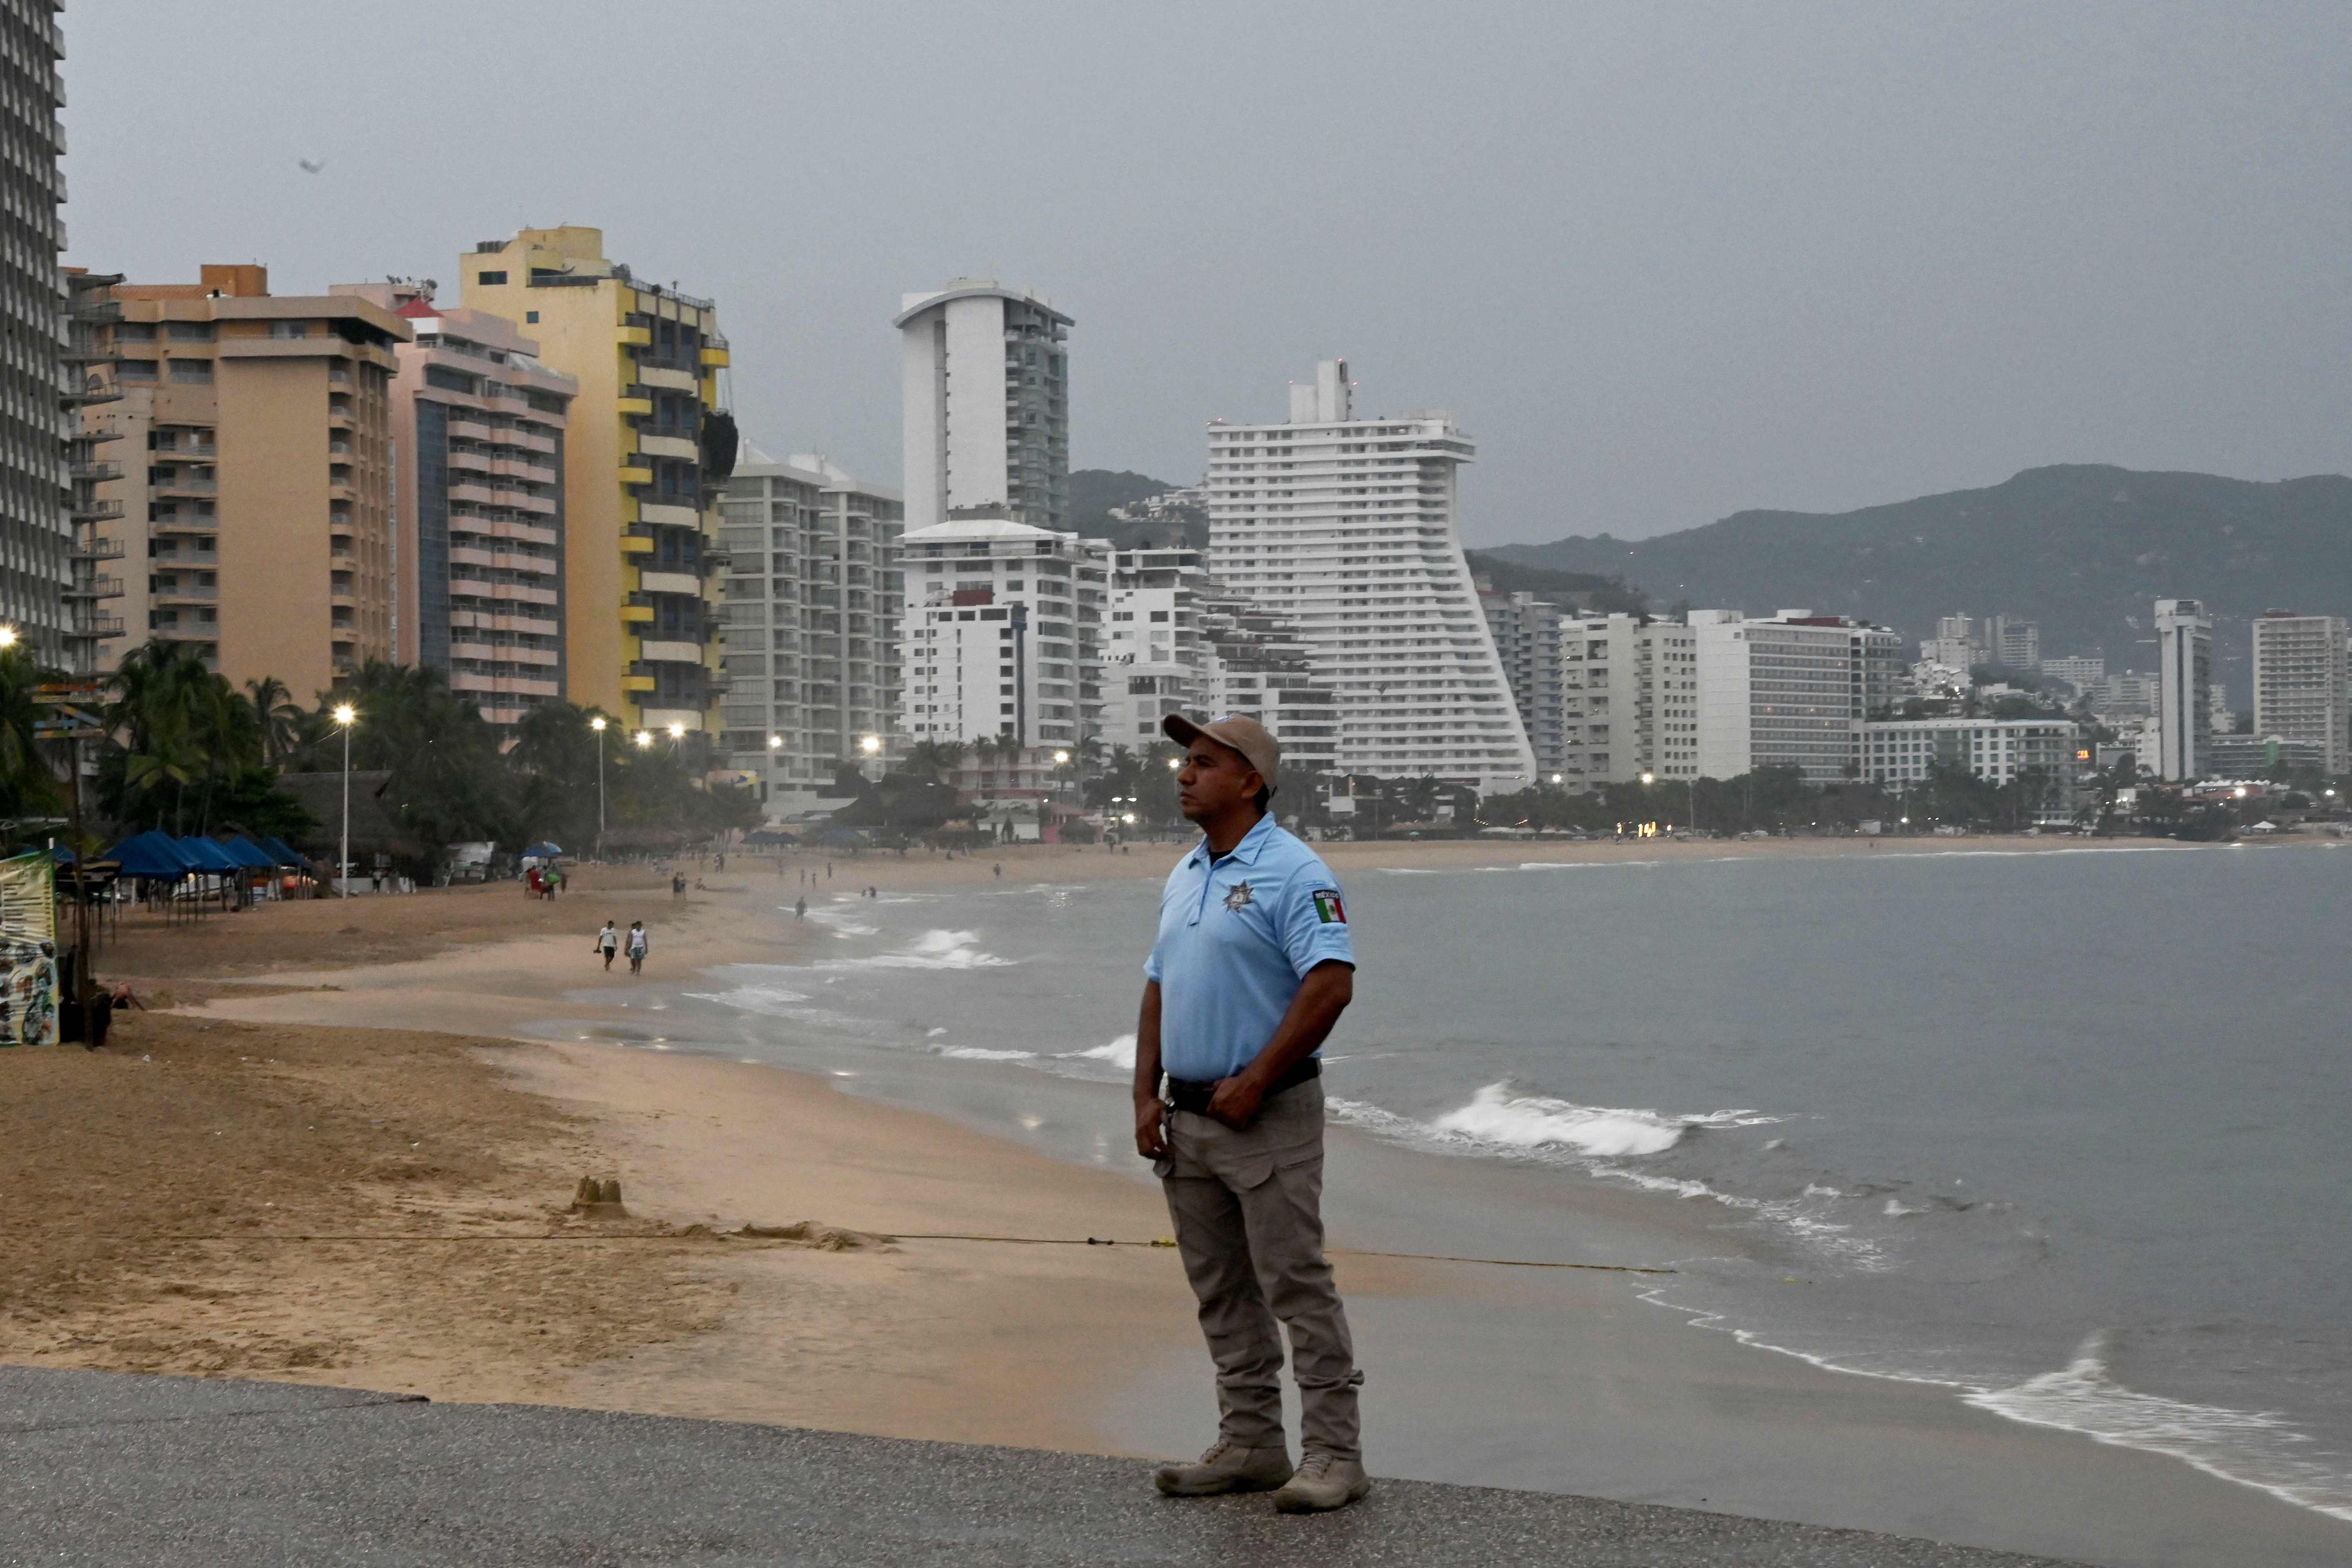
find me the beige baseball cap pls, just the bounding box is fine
[1163,712,1281,794]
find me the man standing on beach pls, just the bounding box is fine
[626,920,648,975]
[1133,713,1367,1513]
[596,920,618,971]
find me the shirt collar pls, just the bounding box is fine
[1188,811,1278,869]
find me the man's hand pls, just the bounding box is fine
[1134,1092,1169,1160]
[1206,1073,1266,1130]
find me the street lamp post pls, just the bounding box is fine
[589,716,607,857]
[332,704,357,897]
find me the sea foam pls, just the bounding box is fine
[1967,1335,2352,1521]
[1430,1082,1772,1158]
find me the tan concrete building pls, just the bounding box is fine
[85,265,407,698]
[335,281,577,729]
[459,227,729,734]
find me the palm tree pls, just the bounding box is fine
[107,640,221,834]
[0,639,60,829]
[901,739,965,783]
[243,676,301,768]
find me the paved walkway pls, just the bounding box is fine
[1,1366,2082,1567]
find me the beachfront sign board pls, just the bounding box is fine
[0,849,57,1045]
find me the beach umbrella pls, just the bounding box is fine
[522,841,564,858]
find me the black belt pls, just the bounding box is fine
[1165,1057,1319,1116]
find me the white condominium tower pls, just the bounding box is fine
[2154,597,2212,781]
[1203,361,1533,789]
[2251,609,2350,776]
[896,280,1071,533]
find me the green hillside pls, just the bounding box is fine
[1485,464,2352,690]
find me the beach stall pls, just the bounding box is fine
[104,832,200,921]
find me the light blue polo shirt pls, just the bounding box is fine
[1144,814,1355,1082]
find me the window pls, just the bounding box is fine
[477,270,508,285]
[117,360,157,382]
[168,360,214,384]
[167,321,213,342]
[267,320,309,339]
[525,311,539,324]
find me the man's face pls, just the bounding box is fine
[1177,738,1262,823]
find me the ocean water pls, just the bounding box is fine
[567,845,2352,1524]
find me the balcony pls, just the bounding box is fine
[70,497,124,523]
[71,536,125,561]
[67,376,122,407]
[699,345,729,368]
[70,459,122,484]
[63,574,123,601]
[77,614,127,641]
[618,464,654,486]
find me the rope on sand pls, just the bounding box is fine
[124,1231,1677,1272]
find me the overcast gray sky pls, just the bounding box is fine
[62,1,2352,546]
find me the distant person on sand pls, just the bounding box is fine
[794,897,806,920]
[672,871,687,899]
[596,920,618,971]
[626,920,648,975]
[993,863,1001,879]
[1134,713,1365,1514]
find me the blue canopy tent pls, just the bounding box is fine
[220,837,275,870]
[175,837,241,873]
[522,841,564,859]
[105,831,197,879]
[257,836,307,868]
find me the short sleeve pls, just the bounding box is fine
[1276,862,1354,979]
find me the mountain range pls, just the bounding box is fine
[1486,464,2352,688]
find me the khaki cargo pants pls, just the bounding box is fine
[1158,1079,1363,1460]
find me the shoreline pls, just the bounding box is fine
[30,850,2350,1566]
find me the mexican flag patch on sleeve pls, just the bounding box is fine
[1311,889,1347,924]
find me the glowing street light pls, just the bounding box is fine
[1166,756,1181,770]
[634,730,652,749]
[667,722,686,742]
[767,735,782,750]
[859,734,881,756]
[332,703,358,898]
[0,625,17,649]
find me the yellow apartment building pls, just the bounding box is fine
[87,265,407,698]
[459,227,729,734]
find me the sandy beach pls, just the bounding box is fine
[5,835,2346,1568]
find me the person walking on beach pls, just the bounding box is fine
[794,897,806,920]
[596,920,618,971]
[1133,713,1367,1514]
[626,920,648,976]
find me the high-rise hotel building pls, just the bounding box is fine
[2,2,70,663]
[2155,597,2213,782]
[84,266,406,695]
[720,445,904,815]
[335,281,577,729]
[896,280,1070,533]
[462,228,730,735]
[2250,609,2350,777]
[1203,361,1533,789]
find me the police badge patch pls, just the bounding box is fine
[1311,889,1346,924]
[1223,881,1255,912]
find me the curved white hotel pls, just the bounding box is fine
[1203,361,1534,788]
